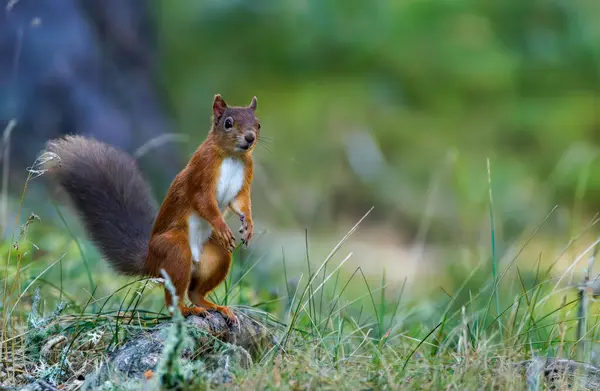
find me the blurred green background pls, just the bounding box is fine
[153,0,600,250]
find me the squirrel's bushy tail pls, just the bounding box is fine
[46,135,158,276]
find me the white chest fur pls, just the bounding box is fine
[188,158,245,262]
[216,157,245,209]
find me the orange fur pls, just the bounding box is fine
[147,95,259,322]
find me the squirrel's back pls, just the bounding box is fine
[46,135,158,276]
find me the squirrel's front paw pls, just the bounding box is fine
[214,220,236,252]
[238,214,254,247]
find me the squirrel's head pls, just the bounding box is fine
[210,94,260,155]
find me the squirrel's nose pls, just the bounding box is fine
[244,132,255,143]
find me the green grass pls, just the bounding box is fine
[2,175,600,390]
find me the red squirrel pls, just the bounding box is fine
[45,94,260,323]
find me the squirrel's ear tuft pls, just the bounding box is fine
[249,96,257,111]
[213,94,228,120]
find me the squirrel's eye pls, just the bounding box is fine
[224,117,234,130]
[257,123,261,130]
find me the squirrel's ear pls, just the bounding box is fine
[213,94,228,120]
[249,96,257,111]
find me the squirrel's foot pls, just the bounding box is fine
[188,297,238,325]
[214,305,238,325]
[178,304,209,317]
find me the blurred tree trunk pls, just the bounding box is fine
[0,0,182,201]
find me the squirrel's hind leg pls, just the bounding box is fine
[188,238,237,323]
[148,230,208,317]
